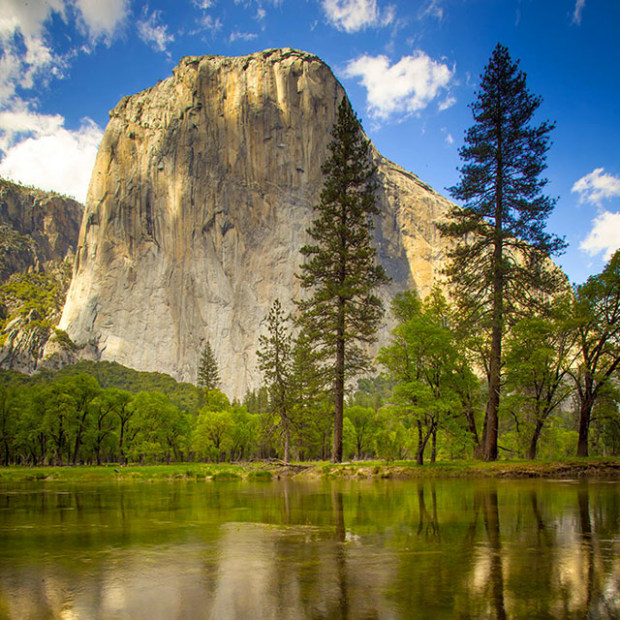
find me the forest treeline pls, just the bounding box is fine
[0,256,619,469]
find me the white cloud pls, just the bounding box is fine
[344,52,454,120]
[441,128,454,145]
[229,31,258,42]
[420,0,443,21]
[0,0,66,103]
[196,14,223,34]
[580,210,620,261]
[192,0,215,8]
[0,0,65,42]
[438,95,456,111]
[572,168,620,206]
[322,0,395,33]
[137,9,174,54]
[572,0,586,25]
[0,111,102,202]
[0,0,127,107]
[73,0,128,43]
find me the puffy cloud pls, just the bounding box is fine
[572,0,586,25]
[580,210,620,261]
[137,9,174,54]
[0,0,65,42]
[344,52,454,120]
[0,0,127,105]
[73,0,129,43]
[0,0,66,102]
[572,168,620,206]
[322,0,395,33]
[0,110,102,203]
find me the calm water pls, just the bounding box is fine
[0,477,618,619]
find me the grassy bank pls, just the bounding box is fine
[0,458,619,483]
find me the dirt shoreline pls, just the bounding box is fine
[267,459,620,481]
[1,460,619,483]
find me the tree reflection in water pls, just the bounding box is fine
[0,479,618,619]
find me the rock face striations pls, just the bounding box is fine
[0,178,84,372]
[57,48,454,398]
[0,178,83,282]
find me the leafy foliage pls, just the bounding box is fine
[572,249,620,456]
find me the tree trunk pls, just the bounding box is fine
[72,410,89,465]
[577,397,594,457]
[416,420,433,466]
[463,402,482,458]
[332,307,346,464]
[282,415,290,463]
[430,424,437,464]
[528,419,545,460]
[485,314,502,462]
[483,136,505,463]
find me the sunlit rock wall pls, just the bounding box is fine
[57,48,453,397]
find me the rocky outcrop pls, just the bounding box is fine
[0,179,83,372]
[57,48,455,398]
[0,178,83,281]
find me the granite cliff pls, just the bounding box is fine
[0,178,83,371]
[56,48,454,398]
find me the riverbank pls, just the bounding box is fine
[1,458,619,483]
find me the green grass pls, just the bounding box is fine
[0,457,618,484]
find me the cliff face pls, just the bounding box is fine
[0,178,83,282]
[57,48,454,398]
[0,179,83,372]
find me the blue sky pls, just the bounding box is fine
[0,0,618,284]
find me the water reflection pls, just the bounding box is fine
[0,479,618,619]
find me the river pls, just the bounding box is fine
[0,478,618,619]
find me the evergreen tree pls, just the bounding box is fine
[297,96,390,463]
[439,43,566,461]
[257,299,293,462]
[197,342,220,391]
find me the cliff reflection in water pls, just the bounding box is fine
[0,479,618,619]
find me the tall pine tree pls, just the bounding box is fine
[297,96,389,463]
[439,43,566,461]
[197,342,220,391]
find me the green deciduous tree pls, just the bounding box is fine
[127,392,186,463]
[344,405,376,459]
[502,299,576,459]
[197,342,220,391]
[571,249,620,456]
[56,373,101,465]
[439,43,566,461]
[380,290,477,465]
[297,96,389,463]
[192,409,234,462]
